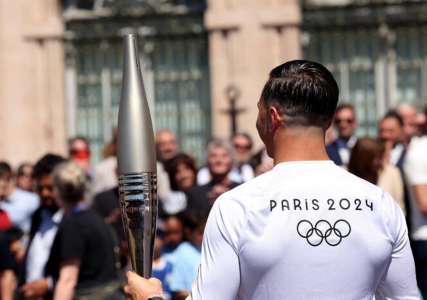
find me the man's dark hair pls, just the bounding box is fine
[0,162,12,179]
[382,110,404,127]
[261,60,339,128]
[33,154,66,180]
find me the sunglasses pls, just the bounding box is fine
[233,143,251,150]
[70,149,90,160]
[335,118,354,125]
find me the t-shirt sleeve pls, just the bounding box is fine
[375,192,420,299]
[59,217,84,262]
[191,194,244,300]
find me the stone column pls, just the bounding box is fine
[205,0,301,147]
[0,0,66,166]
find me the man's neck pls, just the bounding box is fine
[273,127,330,165]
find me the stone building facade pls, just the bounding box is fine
[1,0,426,165]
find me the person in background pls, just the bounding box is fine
[49,161,122,300]
[162,154,197,215]
[155,129,181,203]
[92,169,128,269]
[156,129,179,164]
[0,162,39,234]
[404,106,427,298]
[326,103,358,166]
[93,128,118,195]
[162,214,185,255]
[16,163,34,192]
[189,139,240,214]
[168,212,207,300]
[415,111,426,136]
[152,229,173,300]
[0,231,16,300]
[249,147,274,176]
[397,103,418,145]
[231,133,255,183]
[68,136,91,175]
[18,154,65,300]
[378,110,406,168]
[348,137,405,212]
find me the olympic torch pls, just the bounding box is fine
[117,33,157,278]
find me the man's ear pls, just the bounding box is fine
[269,106,283,130]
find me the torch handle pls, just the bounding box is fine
[119,172,157,278]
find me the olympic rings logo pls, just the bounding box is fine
[297,219,351,247]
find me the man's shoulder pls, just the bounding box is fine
[215,171,273,206]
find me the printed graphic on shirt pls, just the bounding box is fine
[297,219,351,247]
[270,198,374,212]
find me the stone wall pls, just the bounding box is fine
[0,0,66,166]
[205,0,301,148]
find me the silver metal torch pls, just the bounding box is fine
[117,33,157,278]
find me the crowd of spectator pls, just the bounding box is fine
[0,102,426,299]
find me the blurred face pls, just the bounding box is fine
[187,227,204,249]
[399,106,418,140]
[415,112,426,136]
[35,175,57,208]
[207,146,232,177]
[70,139,90,171]
[175,163,195,191]
[379,118,403,145]
[17,165,33,191]
[164,217,184,248]
[0,176,11,200]
[232,135,252,163]
[334,108,356,139]
[156,131,178,161]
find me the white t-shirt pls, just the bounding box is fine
[404,136,427,240]
[192,161,419,300]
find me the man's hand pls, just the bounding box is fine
[124,271,163,300]
[20,279,49,299]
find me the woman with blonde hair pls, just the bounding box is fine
[48,161,122,300]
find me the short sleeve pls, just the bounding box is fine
[59,217,84,262]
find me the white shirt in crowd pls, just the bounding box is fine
[192,161,419,300]
[0,188,39,234]
[338,135,357,166]
[197,165,254,185]
[26,209,63,283]
[404,136,427,240]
